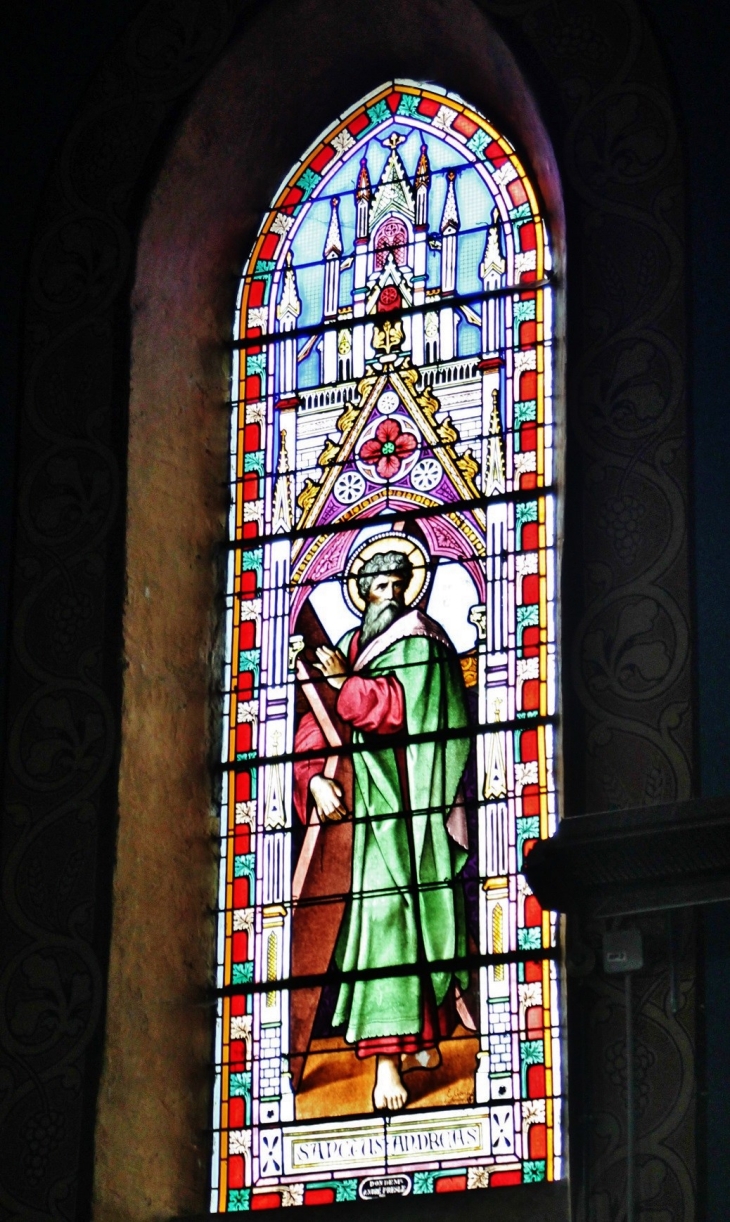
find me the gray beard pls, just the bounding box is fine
[359,600,403,647]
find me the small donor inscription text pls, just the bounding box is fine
[359,1175,412,1199]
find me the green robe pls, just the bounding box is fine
[332,615,470,1043]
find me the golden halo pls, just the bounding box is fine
[345,533,430,613]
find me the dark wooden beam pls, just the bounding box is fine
[523,797,730,918]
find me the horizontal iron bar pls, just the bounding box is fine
[214,869,537,918]
[238,207,548,284]
[225,486,557,552]
[218,714,559,774]
[213,946,559,999]
[218,648,556,703]
[231,278,554,350]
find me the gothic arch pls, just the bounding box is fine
[0,2,692,1220]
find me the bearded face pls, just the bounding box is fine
[359,572,407,645]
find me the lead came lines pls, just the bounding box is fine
[214,78,561,1210]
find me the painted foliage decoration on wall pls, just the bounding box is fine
[213,81,563,1211]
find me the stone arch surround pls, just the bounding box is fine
[0,1,694,1220]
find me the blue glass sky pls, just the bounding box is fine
[284,120,497,340]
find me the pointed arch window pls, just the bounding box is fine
[213,81,562,1211]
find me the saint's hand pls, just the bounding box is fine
[314,645,348,689]
[310,774,347,822]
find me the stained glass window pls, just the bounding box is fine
[212,80,562,1212]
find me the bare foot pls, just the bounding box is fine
[373,1055,408,1111]
[401,1047,442,1074]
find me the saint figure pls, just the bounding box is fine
[293,543,471,1110]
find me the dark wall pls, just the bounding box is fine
[640,0,730,797]
[639,5,730,1218]
[0,0,142,723]
[1,0,729,1217]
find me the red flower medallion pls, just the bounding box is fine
[358,417,418,480]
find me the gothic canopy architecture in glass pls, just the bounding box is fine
[212,80,562,1211]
